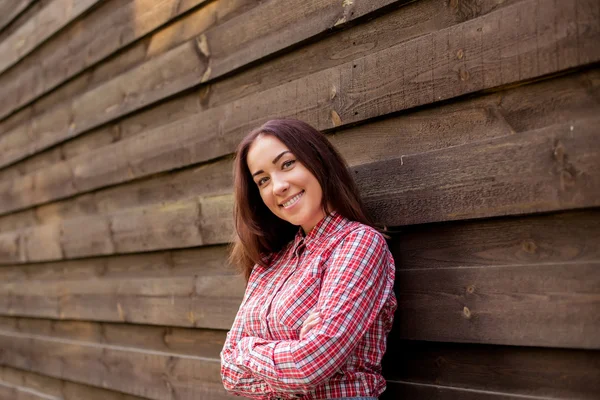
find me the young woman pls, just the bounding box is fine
[221,119,397,400]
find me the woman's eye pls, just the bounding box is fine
[282,159,296,169]
[257,177,269,186]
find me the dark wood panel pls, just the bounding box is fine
[356,118,600,226]
[0,316,227,359]
[0,0,522,188]
[0,269,245,330]
[2,57,598,223]
[383,381,538,399]
[0,193,234,264]
[0,365,146,400]
[2,115,599,263]
[382,340,600,400]
[0,245,243,330]
[0,0,213,122]
[0,0,102,75]
[0,0,406,169]
[0,330,233,400]
[394,261,600,348]
[2,0,593,203]
[0,0,36,33]
[391,209,600,270]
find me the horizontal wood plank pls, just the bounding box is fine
[0,316,227,359]
[383,381,551,400]
[390,209,600,270]
[383,340,600,399]
[0,0,524,189]
[2,0,595,205]
[1,0,551,217]
[394,261,600,348]
[0,66,597,236]
[0,365,146,400]
[0,0,406,169]
[0,0,102,75]
[0,0,36,33]
[355,118,600,226]
[0,323,233,399]
[1,116,599,263]
[0,0,212,121]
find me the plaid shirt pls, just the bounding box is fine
[221,212,397,399]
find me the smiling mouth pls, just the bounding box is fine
[280,190,304,208]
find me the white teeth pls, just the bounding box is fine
[282,191,303,207]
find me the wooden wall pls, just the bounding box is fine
[0,0,599,398]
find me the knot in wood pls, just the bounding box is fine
[456,49,464,59]
[459,68,470,81]
[463,306,471,319]
[466,285,475,294]
[522,240,538,254]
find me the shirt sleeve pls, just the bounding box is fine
[232,228,394,394]
[221,277,274,399]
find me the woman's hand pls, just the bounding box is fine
[299,310,321,340]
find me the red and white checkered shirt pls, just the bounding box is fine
[221,212,397,399]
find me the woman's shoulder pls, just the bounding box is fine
[328,218,388,250]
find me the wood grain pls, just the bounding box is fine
[0,0,102,75]
[0,0,212,121]
[0,0,405,169]
[0,365,146,400]
[390,209,600,270]
[3,0,594,198]
[394,261,600,348]
[0,0,548,217]
[383,381,551,399]
[0,323,233,399]
[0,245,244,328]
[383,340,600,399]
[355,118,600,226]
[0,0,36,33]
[2,115,599,264]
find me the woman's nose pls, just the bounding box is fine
[272,176,289,195]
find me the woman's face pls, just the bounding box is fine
[247,134,325,233]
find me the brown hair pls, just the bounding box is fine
[231,119,373,280]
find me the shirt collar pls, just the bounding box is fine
[291,210,345,255]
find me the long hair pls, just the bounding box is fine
[231,119,373,280]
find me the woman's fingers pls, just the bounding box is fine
[300,311,321,340]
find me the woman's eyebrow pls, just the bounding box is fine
[272,150,290,164]
[251,150,291,177]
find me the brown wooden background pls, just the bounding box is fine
[0,0,599,398]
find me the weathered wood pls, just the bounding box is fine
[0,0,36,34]
[0,324,233,399]
[355,118,600,226]
[0,274,244,329]
[0,0,406,169]
[4,0,595,194]
[391,209,600,270]
[0,365,146,400]
[0,0,538,217]
[0,0,103,75]
[2,115,600,264]
[394,261,600,348]
[0,245,243,329]
[0,0,519,183]
[0,193,234,264]
[0,0,214,121]
[383,341,600,399]
[0,0,262,125]
[3,60,599,223]
[0,316,227,358]
[0,0,257,136]
[383,381,546,400]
